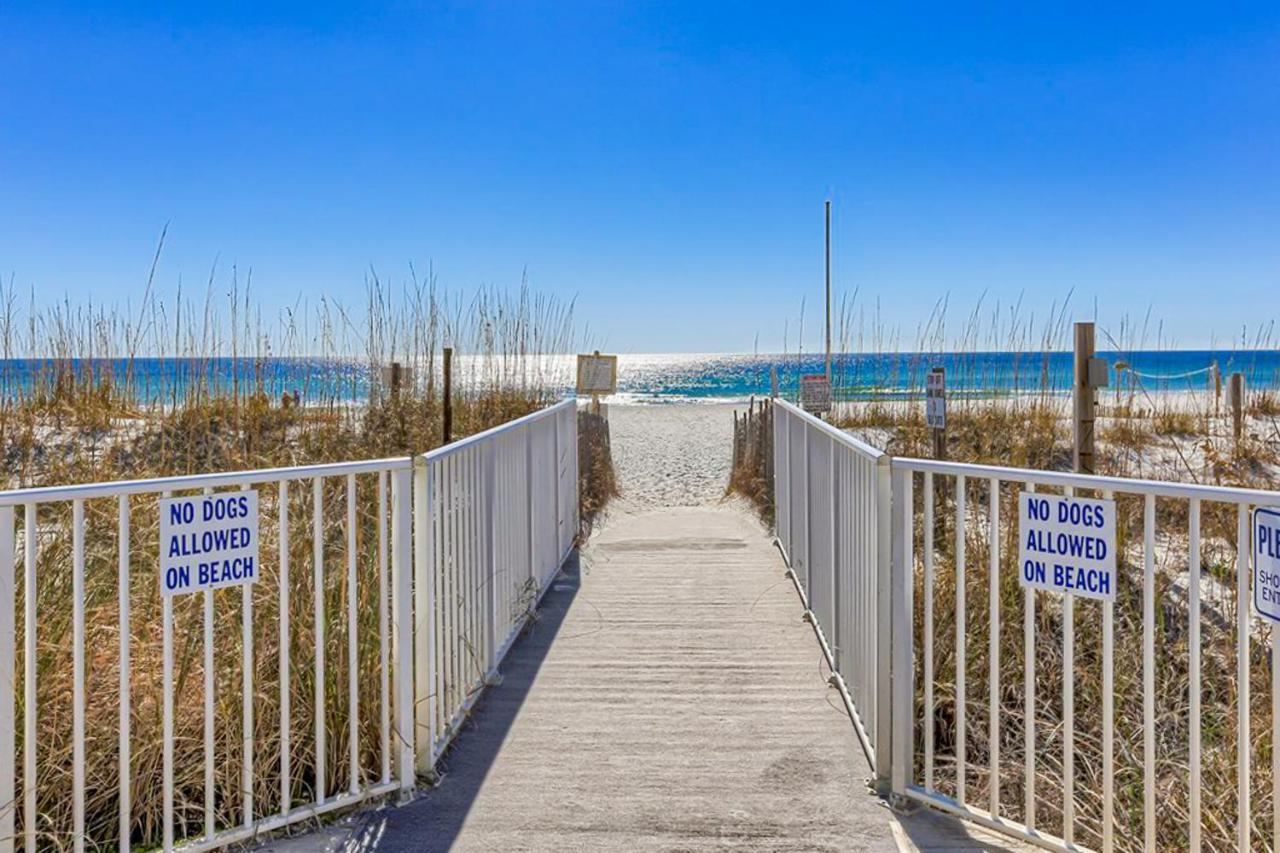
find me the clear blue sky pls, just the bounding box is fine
[3,2,1278,353]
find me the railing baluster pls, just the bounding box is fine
[72,498,85,852]
[278,481,292,814]
[1102,489,1115,853]
[955,474,966,805]
[1143,493,1156,851]
[1024,482,1035,831]
[1237,502,1250,853]
[988,477,1000,817]
[23,503,36,853]
[313,476,326,803]
[0,506,16,853]
[1188,497,1200,853]
[346,474,359,795]
[923,472,934,792]
[118,496,131,851]
[242,483,254,828]
[162,490,174,852]
[378,470,390,785]
[203,487,216,842]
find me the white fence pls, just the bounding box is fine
[773,399,892,779]
[773,397,1280,852]
[413,400,578,770]
[0,399,578,852]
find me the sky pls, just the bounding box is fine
[2,2,1278,353]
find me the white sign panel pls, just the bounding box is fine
[1018,492,1116,601]
[925,369,946,429]
[159,491,260,596]
[576,353,618,395]
[800,374,831,414]
[1254,507,1280,623]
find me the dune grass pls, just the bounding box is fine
[1,273,614,850]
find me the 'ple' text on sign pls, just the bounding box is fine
[1253,507,1280,623]
[1018,492,1117,601]
[159,491,260,596]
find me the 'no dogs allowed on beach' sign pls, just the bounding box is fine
[1018,492,1117,601]
[159,491,260,596]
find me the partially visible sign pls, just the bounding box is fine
[159,491,260,596]
[925,368,946,429]
[1018,492,1116,601]
[1254,507,1280,623]
[800,374,831,414]
[576,353,618,395]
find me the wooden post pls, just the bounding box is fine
[389,361,402,401]
[442,347,454,445]
[1231,372,1245,445]
[927,366,946,460]
[1214,360,1222,416]
[1073,322,1096,474]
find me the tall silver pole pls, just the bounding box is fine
[824,199,832,382]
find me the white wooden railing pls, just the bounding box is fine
[0,399,578,852]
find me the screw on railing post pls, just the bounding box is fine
[0,506,15,850]
[485,441,499,679]
[890,467,914,801]
[412,456,437,778]
[873,453,894,790]
[391,466,416,796]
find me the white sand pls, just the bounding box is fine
[602,403,742,513]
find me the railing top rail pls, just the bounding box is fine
[422,398,577,461]
[0,456,414,506]
[774,397,886,462]
[893,454,1280,505]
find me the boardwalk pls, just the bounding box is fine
[271,505,1021,851]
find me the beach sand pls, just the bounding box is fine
[603,402,740,513]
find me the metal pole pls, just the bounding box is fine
[824,200,832,383]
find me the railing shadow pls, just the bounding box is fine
[354,550,582,852]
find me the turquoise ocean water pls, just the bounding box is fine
[6,350,1277,405]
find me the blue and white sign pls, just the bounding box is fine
[159,491,260,596]
[1253,508,1280,623]
[1018,492,1116,601]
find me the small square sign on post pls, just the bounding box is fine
[576,352,617,396]
[800,374,831,415]
[925,368,946,430]
[1253,507,1280,623]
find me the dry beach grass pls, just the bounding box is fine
[1,277,616,850]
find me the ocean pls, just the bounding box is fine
[6,350,1277,405]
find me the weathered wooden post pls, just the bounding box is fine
[389,361,403,401]
[442,347,454,445]
[1073,322,1097,474]
[1231,371,1245,445]
[926,366,946,460]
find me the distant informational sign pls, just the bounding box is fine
[576,353,618,395]
[1254,508,1280,623]
[1018,492,1116,601]
[159,491,260,596]
[925,368,946,429]
[800,374,831,414]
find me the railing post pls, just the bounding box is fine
[0,506,14,853]
[484,441,499,678]
[392,464,417,795]
[890,467,914,799]
[412,456,436,776]
[874,454,893,789]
